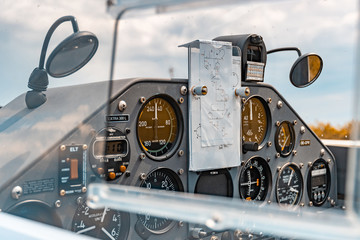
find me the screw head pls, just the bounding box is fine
[140,173,147,180]
[118,100,127,111]
[178,150,184,157]
[54,200,61,208]
[277,101,283,109]
[178,97,184,104]
[178,168,184,175]
[60,145,66,151]
[267,98,272,103]
[139,153,146,160]
[180,86,188,95]
[82,144,88,150]
[140,97,146,103]
[60,189,66,196]
[82,187,87,193]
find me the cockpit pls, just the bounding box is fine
[0,0,359,239]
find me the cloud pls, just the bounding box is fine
[0,0,357,126]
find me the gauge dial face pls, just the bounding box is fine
[276,164,303,206]
[275,121,295,156]
[195,169,233,197]
[242,97,269,147]
[138,168,184,233]
[307,159,331,206]
[72,202,129,240]
[137,96,181,159]
[239,157,271,201]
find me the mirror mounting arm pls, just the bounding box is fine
[267,47,302,57]
[38,16,79,69]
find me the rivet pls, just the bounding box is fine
[82,144,88,150]
[82,187,87,193]
[60,145,66,151]
[277,101,283,109]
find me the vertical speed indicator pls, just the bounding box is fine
[137,96,182,160]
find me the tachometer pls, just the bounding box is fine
[242,97,269,148]
[275,121,295,156]
[239,157,271,201]
[276,163,303,206]
[137,168,184,233]
[137,96,182,160]
[72,201,129,240]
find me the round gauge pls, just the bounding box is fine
[275,121,295,156]
[239,157,271,201]
[195,169,233,197]
[242,97,270,148]
[137,96,182,160]
[137,168,184,233]
[7,200,62,228]
[90,127,130,181]
[307,159,331,206]
[276,163,303,206]
[72,201,129,240]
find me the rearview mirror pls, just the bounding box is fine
[290,53,323,88]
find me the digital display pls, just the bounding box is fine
[93,140,127,157]
[312,174,326,188]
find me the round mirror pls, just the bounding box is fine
[290,53,323,88]
[46,31,98,78]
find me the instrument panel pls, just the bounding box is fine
[0,78,337,240]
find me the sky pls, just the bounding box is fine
[0,0,358,126]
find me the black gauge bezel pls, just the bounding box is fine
[238,156,272,201]
[307,158,331,206]
[137,167,184,234]
[71,200,130,240]
[195,169,233,197]
[89,127,130,181]
[7,200,62,228]
[241,96,271,150]
[136,94,183,161]
[275,163,304,206]
[274,121,296,157]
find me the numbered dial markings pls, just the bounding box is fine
[137,168,184,233]
[276,164,303,206]
[275,121,295,156]
[137,96,180,159]
[72,202,129,240]
[239,157,271,201]
[242,97,269,147]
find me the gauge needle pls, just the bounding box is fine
[100,207,108,223]
[154,102,158,140]
[288,170,294,186]
[240,181,257,186]
[102,227,116,240]
[249,99,253,121]
[290,187,299,193]
[76,226,96,234]
[281,135,290,151]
